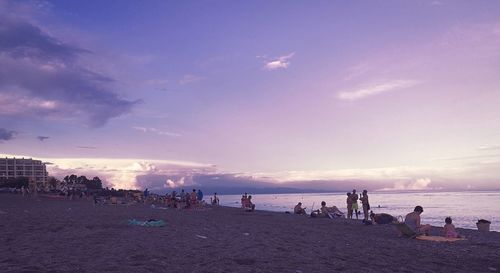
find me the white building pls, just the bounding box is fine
[0,157,48,189]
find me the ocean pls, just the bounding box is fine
[210,191,500,232]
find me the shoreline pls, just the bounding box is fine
[1,193,499,272]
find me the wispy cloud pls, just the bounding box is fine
[263,52,295,71]
[76,146,98,149]
[37,136,49,141]
[0,128,17,142]
[132,126,182,137]
[337,80,419,101]
[478,144,500,151]
[179,74,204,85]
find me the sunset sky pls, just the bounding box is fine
[1,0,500,192]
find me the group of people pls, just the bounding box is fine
[292,189,461,238]
[162,189,205,208]
[346,189,370,221]
[294,201,344,218]
[369,205,461,238]
[241,193,255,211]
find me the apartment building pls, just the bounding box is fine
[0,157,48,188]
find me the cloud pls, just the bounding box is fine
[76,146,98,149]
[0,15,139,127]
[0,128,17,142]
[263,52,295,71]
[40,157,217,190]
[179,74,204,85]
[478,144,500,151]
[379,177,436,191]
[132,126,182,137]
[337,80,419,101]
[37,136,49,141]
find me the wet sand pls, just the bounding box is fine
[0,193,499,273]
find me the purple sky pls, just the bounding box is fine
[1,0,500,192]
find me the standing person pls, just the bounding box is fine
[346,192,353,219]
[190,189,197,202]
[197,189,203,202]
[360,190,370,221]
[211,192,219,205]
[351,189,359,219]
[404,206,431,235]
[241,194,247,208]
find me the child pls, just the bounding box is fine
[443,217,459,238]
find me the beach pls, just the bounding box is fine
[1,193,499,273]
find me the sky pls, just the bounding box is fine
[1,0,500,193]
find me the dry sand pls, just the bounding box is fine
[1,193,499,273]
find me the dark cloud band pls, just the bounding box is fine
[0,15,138,127]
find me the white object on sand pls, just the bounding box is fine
[195,235,208,239]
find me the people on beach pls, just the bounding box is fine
[369,211,397,224]
[351,189,359,219]
[360,190,370,221]
[246,195,255,211]
[241,194,247,208]
[197,189,203,201]
[311,201,344,218]
[211,192,219,205]
[294,202,307,215]
[346,192,353,219]
[404,206,431,235]
[443,217,460,238]
[190,189,198,205]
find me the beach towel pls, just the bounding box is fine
[128,219,165,227]
[416,236,466,242]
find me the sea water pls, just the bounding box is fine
[212,191,500,231]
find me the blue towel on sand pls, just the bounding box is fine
[128,219,165,227]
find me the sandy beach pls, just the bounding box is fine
[1,193,499,273]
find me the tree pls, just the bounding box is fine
[84,176,102,190]
[69,174,77,184]
[76,175,89,185]
[47,177,59,190]
[0,177,29,188]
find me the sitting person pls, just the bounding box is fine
[243,195,255,211]
[404,205,431,235]
[443,217,460,238]
[294,202,307,215]
[370,211,398,224]
[311,201,344,218]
